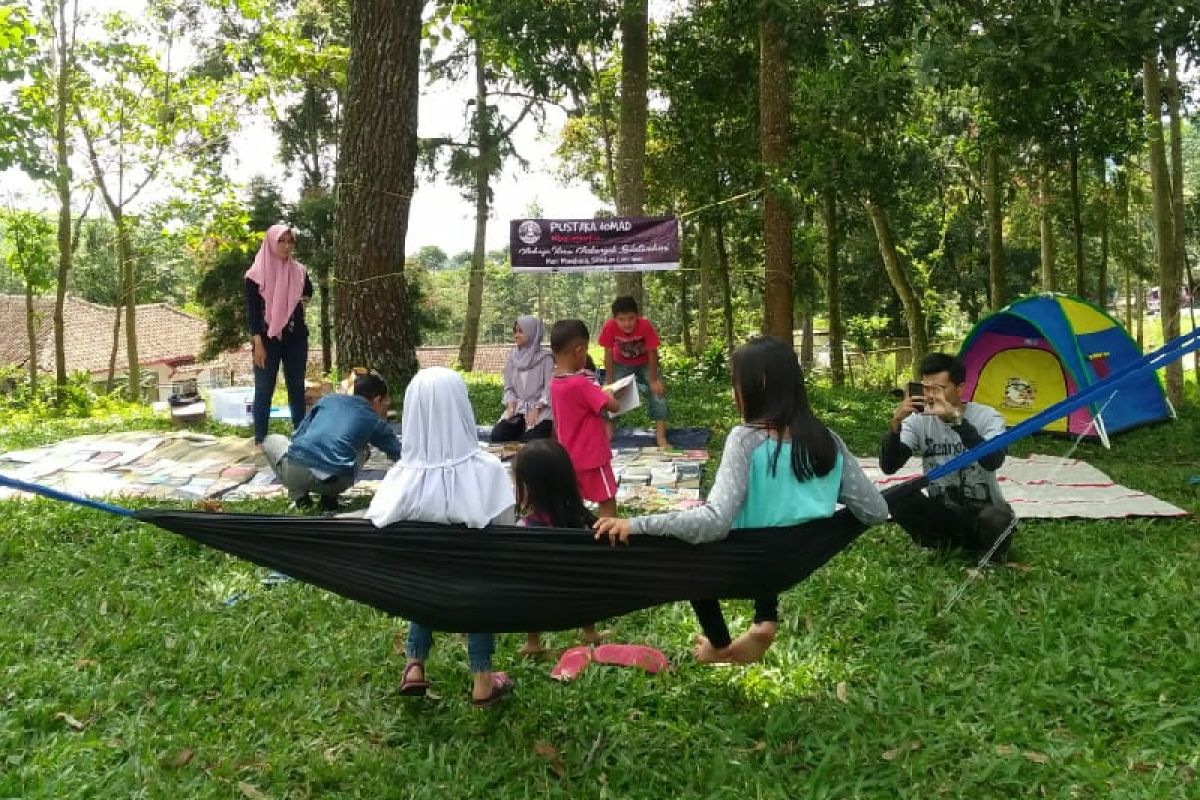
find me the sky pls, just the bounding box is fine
[223,63,606,256]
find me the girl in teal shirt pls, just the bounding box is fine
[595,337,888,665]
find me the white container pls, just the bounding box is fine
[208,387,256,426]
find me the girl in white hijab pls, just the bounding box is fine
[491,315,555,442]
[366,367,516,706]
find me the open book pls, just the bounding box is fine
[607,373,641,416]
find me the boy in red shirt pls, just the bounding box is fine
[550,319,622,516]
[598,295,670,448]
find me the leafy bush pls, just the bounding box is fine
[0,366,140,419]
[659,341,730,384]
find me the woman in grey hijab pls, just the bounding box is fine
[491,315,556,442]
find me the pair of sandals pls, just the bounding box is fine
[399,663,514,709]
[551,643,669,681]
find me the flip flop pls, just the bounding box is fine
[592,643,670,674]
[471,672,514,708]
[550,646,594,682]
[398,662,429,696]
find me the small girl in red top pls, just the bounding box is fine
[549,319,622,517]
[512,439,604,654]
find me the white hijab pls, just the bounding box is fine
[366,367,514,529]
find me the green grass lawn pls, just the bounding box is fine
[2,376,1198,799]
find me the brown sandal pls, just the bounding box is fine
[399,662,429,696]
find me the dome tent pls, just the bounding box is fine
[958,292,1172,446]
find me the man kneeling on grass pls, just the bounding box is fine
[880,352,1016,563]
[263,371,401,512]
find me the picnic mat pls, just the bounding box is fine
[859,454,1189,519]
[0,431,713,514]
[0,432,1185,519]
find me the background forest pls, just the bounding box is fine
[0,0,1197,401]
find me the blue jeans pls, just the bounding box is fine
[406,623,495,674]
[252,332,308,444]
[610,362,669,421]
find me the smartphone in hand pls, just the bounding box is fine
[907,381,927,413]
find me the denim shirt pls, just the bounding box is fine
[287,393,401,477]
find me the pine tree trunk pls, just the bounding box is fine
[614,0,648,306]
[759,12,792,343]
[824,189,844,387]
[26,281,38,394]
[52,0,75,393]
[1098,160,1109,308]
[679,255,692,355]
[799,203,814,370]
[118,214,139,400]
[715,213,735,357]
[334,0,422,388]
[1143,52,1181,405]
[106,289,121,394]
[458,31,489,372]
[696,219,711,352]
[1166,51,1196,375]
[1039,161,1057,292]
[1068,133,1086,298]
[864,198,928,371]
[985,147,1005,310]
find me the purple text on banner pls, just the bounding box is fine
[510,216,680,273]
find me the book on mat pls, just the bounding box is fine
[607,374,641,415]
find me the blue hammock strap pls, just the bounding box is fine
[0,471,134,517]
[929,328,1200,482]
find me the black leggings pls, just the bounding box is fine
[489,416,553,443]
[690,596,779,650]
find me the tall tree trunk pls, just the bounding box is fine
[714,213,735,356]
[1068,131,1086,298]
[824,189,844,387]
[52,0,77,394]
[458,32,489,372]
[1143,52,1181,405]
[117,215,139,400]
[1166,50,1196,375]
[614,0,648,306]
[1119,167,1132,331]
[1098,160,1109,308]
[798,203,814,370]
[864,197,928,371]
[1039,161,1057,292]
[759,11,792,343]
[106,287,122,393]
[679,254,692,355]
[696,219,712,352]
[25,281,38,394]
[984,146,1006,310]
[334,0,422,387]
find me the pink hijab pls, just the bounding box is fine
[245,224,306,340]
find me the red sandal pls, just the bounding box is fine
[399,662,430,696]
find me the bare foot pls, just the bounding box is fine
[724,622,777,664]
[518,635,546,657]
[579,626,608,646]
[692,634,734,664]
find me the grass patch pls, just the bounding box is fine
[1,377,1198,798]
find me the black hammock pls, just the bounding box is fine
[7,328,1197,633]
[135,480,919,633]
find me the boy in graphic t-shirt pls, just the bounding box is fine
[879,352,1016,563]
[597,295,670,448]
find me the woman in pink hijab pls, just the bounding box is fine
[244,224,313,445]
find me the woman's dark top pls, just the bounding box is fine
[244,275,314,340]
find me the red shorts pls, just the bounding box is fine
[576,464,617,503]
